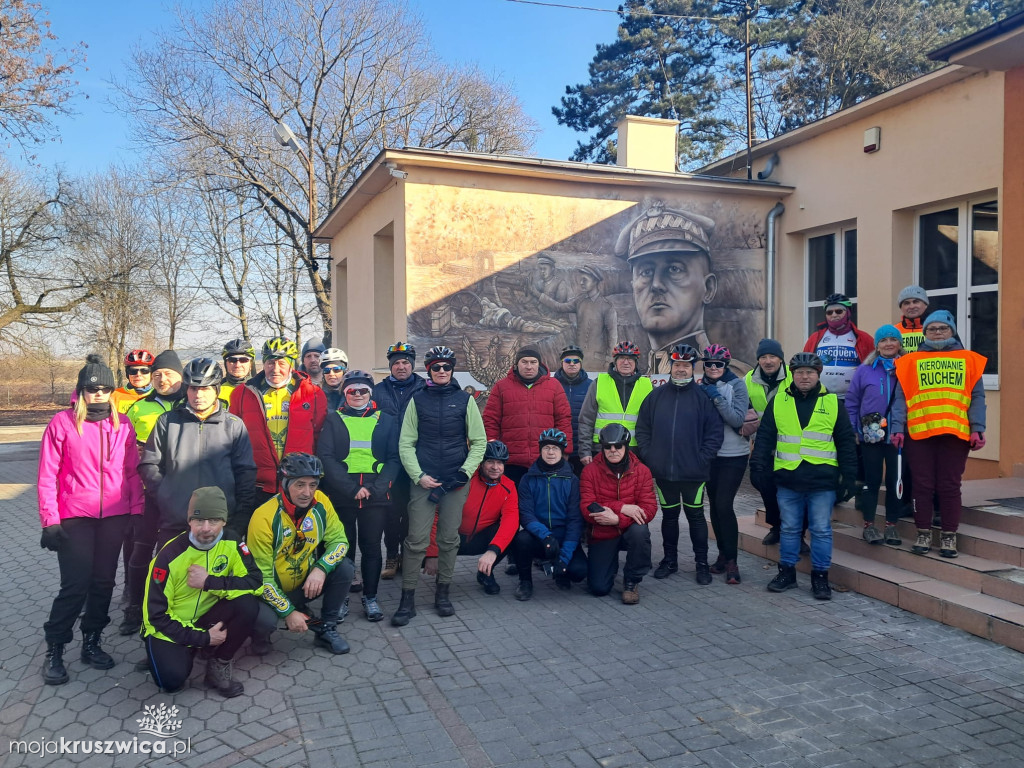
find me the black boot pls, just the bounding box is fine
[81,631,114,670]
[42,642,69,685]
[761,527,780,546]
[653,559,678,579]
[694,560,712,586]
[766,564,798,592]
[434,583,455,617]
[204,657,244,698]
[391,589,417,626]
[313,614,350,655]
[811,570,832,600]
[118,605,143,636]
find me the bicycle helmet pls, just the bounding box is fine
[598,423,631,447]
[221,338,255,360]
[559,345,584,361]
[262,337,299,363]
[279,452,324,480]
[424,345,456,367]
[702,344,731,362]
[612,341,640,358]
[342,369,374,391]
[484,440,510,462]
[669,344,700,362]
[301,338,326,358]
[386,341,416,362]
[320,348,349,367]
[182,357,224,388]
[124,349,155,368]
[789,352,824,372]
[538,428,568,450]
[823,293,852,309]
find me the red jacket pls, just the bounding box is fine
[229,371,327,492]
[482,365,573,467]
[803,323,874,363]
[426,471,520,557]
[579,452,658,541]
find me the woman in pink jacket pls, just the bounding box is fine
[37,355,144,686]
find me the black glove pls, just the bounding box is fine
[542,535,559,562]
[451,470,469,490]
[553,560,568,579]
[428,484,449,504]
[838,478,859,503]
[750,471,771,494]
[40,524,69,552]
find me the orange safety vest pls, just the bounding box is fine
[895,349,985,441]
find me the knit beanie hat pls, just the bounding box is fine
[755,338,784,360]
[76,354,116,392]
[515,348,543,365]
[923,309,957,335]
[152,349,184,375]
[897,285,929,307]
[874,324,902,345]
[187,487,229,521]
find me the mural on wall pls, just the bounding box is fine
[405,193,768,388]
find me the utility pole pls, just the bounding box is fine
[745,0,754,180]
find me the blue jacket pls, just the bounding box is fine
[845,356,898,441]
[518,459,581,564]
[553,369,593,456]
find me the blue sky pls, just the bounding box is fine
[25,0,623,173]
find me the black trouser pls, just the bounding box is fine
[252,489,276,513]
[708,455,748,562]
[586,525,652,596]
[127,507,184,610]
[145,594,259,692]
[759,475,782,529]
[512,530,587,583]
[44,514,132,644]
[655,479,707,564]
[253,559,355,639]
[337,504,387,597]
[120,519,136,595]
[384,473,411,558]
[457,523,509,561]
[861,442,903,524]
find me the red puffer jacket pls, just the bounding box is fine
[579,452,658,541]
[229,371,327,492]
[482,365,573,468]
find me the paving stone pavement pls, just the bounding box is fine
[3,441,1024,767]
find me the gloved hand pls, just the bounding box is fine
[890,432,904,449]
[452,470,469,489]
[40,524,68,552]
[970,432,986,451]
[837,477,859,503]
[553,560,568,579]
[541,535,559,562]
[699,383,720,401]
[750,471,771,494]
[427,484,449,504]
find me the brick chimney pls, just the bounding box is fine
[615,115,680,173]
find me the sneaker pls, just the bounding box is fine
[362,596,384,622]
[766,564,797,592]
[862,524,883,545]
[883,524,902,546]
[761,527,780,546]
[911,529,932,555]
[339,596,350,622]
[653,560,678,579]
[725,560,741,585]
[622,582,640,604]
[477,571,501,595]
[811,570,832,600]
[939,531,958,558]
[381,556,401,580]
[513,580,533,601]
[709,556,727,575]
[695,561,712,586]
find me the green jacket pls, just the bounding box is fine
[142,531,262,646]
[126,391,181,445]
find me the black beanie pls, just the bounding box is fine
[152,349,183,375]
[515,347,543,365]
[755,338,784,360]
[77,354,116,391]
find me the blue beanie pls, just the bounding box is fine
[923,310,957,335]
[874,324,901,345]
[755,338,785,360]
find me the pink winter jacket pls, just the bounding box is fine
[37,409,145,528]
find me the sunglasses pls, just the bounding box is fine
[603,443,626,450]
[703,361,726,369]
[562,358,582,365]
[84,386,113,394]
[225,356,250,364]
[430,363,453,373]
[669,354,696,362]
[322,366,346,374]
[347,388,371,396]
[825,308,847,316]
[126,367,151,375]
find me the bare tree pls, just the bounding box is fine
[117,0,537,332]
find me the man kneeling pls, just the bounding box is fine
[248,453,355,655]
[142,487,262,697]
[580,424,657,603]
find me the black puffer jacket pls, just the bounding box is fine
[635,381,724,482]
[372,373,427,419]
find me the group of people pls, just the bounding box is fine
[35,281,986,696]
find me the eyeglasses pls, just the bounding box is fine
[84,386,113,394]
[925,325,952,334]
[562,358,582,365]
[430,363,453,373]
[703,361,726,369]
[225,356,250,364]
[603,443,626,450]
[825,308,847,317]
[346,388,371,396]
[322,366,346,374]
[126,367,151,375]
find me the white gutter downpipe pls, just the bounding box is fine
[765,202,785,338]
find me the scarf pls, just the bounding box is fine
[85,403,112,422]
[188,530,224,551]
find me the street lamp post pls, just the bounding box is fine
[274,120,317,273]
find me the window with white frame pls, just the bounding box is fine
[805,227,858,333]
[916,198,999,386]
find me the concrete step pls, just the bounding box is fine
[736,516,1024,653]
[856,486,1024,536]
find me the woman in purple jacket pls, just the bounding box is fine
[37,355,144,686]
[845,326,904,546]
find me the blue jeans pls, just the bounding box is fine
[777,486,834,570]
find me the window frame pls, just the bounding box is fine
[803,223,858,337]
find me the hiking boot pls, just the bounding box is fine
[505,563,518,576]
[761,527,780,546]
[477,571,500,595]
[118,605,143,636]
[622,581,640,604]
[362,596,384,622]
[940,531,958,558]
[725,560,741,585]
[339,596,349,623]
[911,529,932,555]
[862,524,883,545]
[811,569,832,600]
[390,589,417,626]
[695,561,712,586]
[883,523,902,546]
[81,631,114,670]
[381,556,401,580]
[204,657,244,698]
[42,642,68,685]
[709,556,727,575]
[767,564,798,592]
[313,616,350,655]
[514,580,533,601]
[250,632,273,656]
[434,583,455,617]
[653,560,678,579]
[350,573,363,593]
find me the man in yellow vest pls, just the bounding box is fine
[890,310,986,558]
[576,341,653,465]
[895,285,929,354]
[750,353,858,600]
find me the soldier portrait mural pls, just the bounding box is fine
[404,193,767,388]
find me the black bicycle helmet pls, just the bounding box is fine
[789,352,824,372]
[386,341,416,362]
[598,423,631,447]
[182,357,224,388]
[484,440,510,462]
[559,345,584,361]
[669,343,700,362]
[424,345,456,367]
[221,338,255,359]
[823,293,852,309]
[279,452,324,480]
[538,428,567,449]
